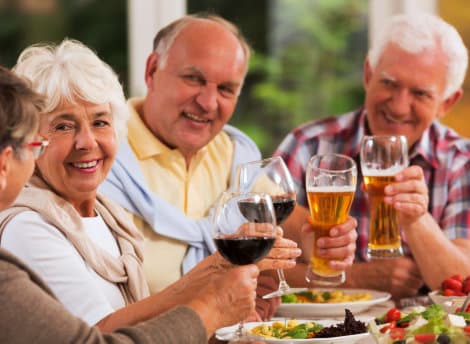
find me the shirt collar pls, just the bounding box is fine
[356,108,438,169]
[408,126,440,169]
[127,97,208,161]
[346,108,369,159]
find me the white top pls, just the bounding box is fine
[1,211,125,326]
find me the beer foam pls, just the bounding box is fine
[362,165,405,176]
[306,185,356,193]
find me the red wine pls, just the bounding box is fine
[238,197,295,224]
[214,237,275,265]
[238,200,267,223]
[272,197,296,224]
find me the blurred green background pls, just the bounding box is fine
[0,0,368,156]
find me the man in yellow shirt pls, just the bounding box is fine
[101,14,357,318]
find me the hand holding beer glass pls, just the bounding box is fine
[360,135,409,259]
[305,153,357,286]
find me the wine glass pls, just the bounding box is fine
[235,157,303,299]
[212,191,277,342]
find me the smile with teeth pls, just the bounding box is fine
[72,160,99,169]
[184,112,210,123]
[384,113,407,124]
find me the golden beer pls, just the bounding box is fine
[363,175,402,256]
[307,188,355,277]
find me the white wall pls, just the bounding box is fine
[128,0,185,97]
[369,0,437,48]
[128,0,439,96]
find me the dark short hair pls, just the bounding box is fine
[0,65,44,154]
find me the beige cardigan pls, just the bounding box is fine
[0,176,149,304]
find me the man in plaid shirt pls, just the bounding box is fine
[277,13,470,301]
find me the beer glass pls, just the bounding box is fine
[305,153,357,286]
[360,135,408,259]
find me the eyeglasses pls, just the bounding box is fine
[26,136,49,159]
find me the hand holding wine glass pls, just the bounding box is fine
[212,191,277,341]
[236,157,301,299]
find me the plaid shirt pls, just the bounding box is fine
[275,108,470,261]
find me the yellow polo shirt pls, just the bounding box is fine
[127,98,234,293]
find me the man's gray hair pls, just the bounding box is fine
[368,13,468,99]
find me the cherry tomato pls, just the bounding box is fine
[380,320,396,333]
[385,308,401,322]
[464,325,470,335]
[414,334,436,343]
[443,288,456,296]
[442,278,462,292]
[462,279,470,294]
[451,274,464,283]
[389,327,405,340]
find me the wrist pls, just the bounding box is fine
[187,297,218,337]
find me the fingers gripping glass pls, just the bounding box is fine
[212,191,277,342]
[235,157,303,299]
[26,136,49,159]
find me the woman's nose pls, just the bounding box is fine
[75,126,98,150]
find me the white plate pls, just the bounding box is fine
[428,290,466,313]
[215,319,371,344]
[275,288,391,318]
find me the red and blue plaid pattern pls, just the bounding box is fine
[274,108,470,261]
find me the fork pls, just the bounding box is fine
[460,292,470,313]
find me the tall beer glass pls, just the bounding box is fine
[305,153,357,286]
[360,135,408,259]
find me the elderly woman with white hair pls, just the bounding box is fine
[0,39,299,333]
[0,64,260,343]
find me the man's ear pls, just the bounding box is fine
[144,52,160,90]
[0,146,13,191]
[363,57,373,89]
[438,89,463,118]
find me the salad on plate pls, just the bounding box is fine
[369,304,470,343]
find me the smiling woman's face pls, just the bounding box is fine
[36,99,117,212]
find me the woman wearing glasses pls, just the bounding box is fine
[0,39,299,334]
[0,64,263,343]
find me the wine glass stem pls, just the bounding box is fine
[277,269,290,292]
[236,320,244,339]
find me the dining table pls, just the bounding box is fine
[210,299,396,343]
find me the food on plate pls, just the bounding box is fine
[314,309,367,338]
[248,309,367,339]
[249,319,323,339]
[428,274,470,313]
[281,289,372,304]
[369,304,470,343]
[438,274,470,297]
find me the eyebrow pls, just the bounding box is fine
[49,110,111,123]
[181,66,242,89]
[380,71,437,95]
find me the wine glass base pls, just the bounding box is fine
[262,287,308,299]
[367,247,403,259]
[305,270,345,286]
[221,332,263,342]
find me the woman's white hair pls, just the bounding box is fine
[368,13,468,99]
[13,39,129,142]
